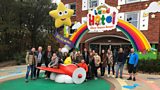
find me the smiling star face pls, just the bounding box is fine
[49,2,74,28]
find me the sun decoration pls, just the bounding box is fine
[49,2,74,28]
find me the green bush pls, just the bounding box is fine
[138,60,160,73]
[13,52,26,65]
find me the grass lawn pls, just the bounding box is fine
[0,77,111,90]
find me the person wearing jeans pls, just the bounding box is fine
[107,49,114,77]
[35,46,43,79]
[25,48,36,83]
[115,48,126,78]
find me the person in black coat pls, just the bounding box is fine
[43,45,53,79]
[82,48,90,79]
[115,48,127,78]
[82,48,89,65]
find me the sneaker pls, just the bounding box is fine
[94,77,98,80]
[45,77,49,80]
[42,74,46,78]
[107,75,110,77]
[33,77,36,80]
[133,77,136,81]
[25,79,28,83]
[112,75,115,78]
[101,76,105,78]
[127,77,132,80]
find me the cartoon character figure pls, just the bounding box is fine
[49,2,74,28]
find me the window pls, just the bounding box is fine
[126,0,141,4]
[125,12,140,29]
[89,0,98,9]
[69,3,76,16]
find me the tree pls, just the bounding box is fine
[20,0,56,47]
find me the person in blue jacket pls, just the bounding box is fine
[127,48,138,81]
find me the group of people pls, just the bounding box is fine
[25,45,139,83]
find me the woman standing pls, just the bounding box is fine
[100,49,107,76]
[106,49,114,77]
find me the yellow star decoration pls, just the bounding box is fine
[49,2,74,28]
[158,1,160,6]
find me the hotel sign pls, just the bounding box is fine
[87,4,118,32]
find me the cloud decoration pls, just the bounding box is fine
[145,2,160,13]
[72,22,82,30]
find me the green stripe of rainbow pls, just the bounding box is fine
[69,19,151,52]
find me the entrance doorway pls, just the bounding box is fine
[89,43,131,54]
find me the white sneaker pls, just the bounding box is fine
[42,74,46,78]
[45,77,49,80]
[112,75,115,78]
[94,77,98,80]
[107,75,110,77]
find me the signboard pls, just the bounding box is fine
[87,4,118,32]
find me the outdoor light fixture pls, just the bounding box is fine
[145,4,148,7]
[151,14,156,18]
[117,5,121,10]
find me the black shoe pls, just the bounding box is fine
[127,77,132,80]
[120,76,123,79]
[133,77,136,81]
[25,79,28,83]
[115,76,118,78]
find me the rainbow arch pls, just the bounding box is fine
[69,19,151,52]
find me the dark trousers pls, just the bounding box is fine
[94,66,99,77]
[25,65,36,80]
[101,66,105,76]
[108,64,115,75]
[45,62,50,78]
[36,63,42,78]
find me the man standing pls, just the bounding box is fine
[115,48,126,78]
[25,47,36,82]
[57,48,63,63]
[82,48,89,65]
[82,48,90,79]
[35,46,43,79]
[70,49,77,63]
[127,48,138,81]
[44,45,53,79]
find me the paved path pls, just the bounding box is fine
[0,65,160,90]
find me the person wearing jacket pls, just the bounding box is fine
[35,46,43,79]
[106,49,114,77]
[93,53,101,80]
[43,45,53,79]
[100,49,107,76]
[48,53,59,68]
[25,48,36,83]
[127,48,139,81]
[64,53,72,65]
[115,48,126,78]
[77,59,88,72]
